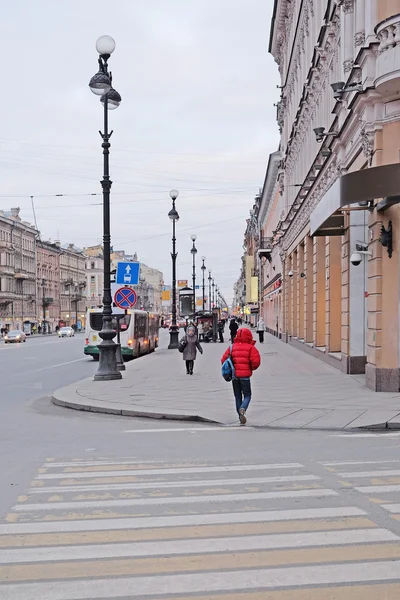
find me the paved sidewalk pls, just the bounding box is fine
[52,331,400,430]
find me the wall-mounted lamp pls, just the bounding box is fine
[379,220,393,258]
[313,127,338,143]
[331,81,363,100]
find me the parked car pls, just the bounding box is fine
[58,326,75,338]
[4,330,26,343]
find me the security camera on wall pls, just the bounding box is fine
[350,252,363,266]
[288,270,294,278]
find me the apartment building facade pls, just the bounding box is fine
[268,0,400,390]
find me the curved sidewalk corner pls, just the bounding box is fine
[52,333,400,431]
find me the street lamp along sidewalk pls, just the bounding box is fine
[168,189,180,350]
[89,35,122,381]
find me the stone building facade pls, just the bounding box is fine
[83,245,104,310]
[0,208,37,331]
[60,244,86,328]
[36,241,62,332]
[268,0,400,390]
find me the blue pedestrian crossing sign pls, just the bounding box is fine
[116,262,140,285]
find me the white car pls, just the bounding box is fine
[58,326,75,338]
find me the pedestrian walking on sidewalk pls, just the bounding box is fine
[218,319,225,343]
[256,317,265,343]
[229,317,238,343]
[221,328,260,425]
[179,325,203,375]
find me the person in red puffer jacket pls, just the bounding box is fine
[221,328,261,425]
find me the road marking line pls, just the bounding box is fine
[0,529,394,565]
[42,460,180,468]
[0,507,365,535]
[380,504,400,513]
[355,484,400,494]
[1,560,400,598]
[31,358,88,373]
[35,463,305,480]
[332,433,400,438]
[27,474,321,495]
[3,543,398,584]
[0,518,376,548]
[12,489,338,512]
[322,460,400,466]
[339,470,400,478]
[124,427,254,433]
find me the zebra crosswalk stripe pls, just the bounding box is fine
[0,457,399,599]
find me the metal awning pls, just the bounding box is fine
[310,163,400,237]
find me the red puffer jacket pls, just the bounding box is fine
[221,328,261,378]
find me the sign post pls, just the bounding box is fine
[114,312,126,372]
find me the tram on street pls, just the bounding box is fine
[84,308,159,360]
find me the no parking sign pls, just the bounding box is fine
[114,287,137,309]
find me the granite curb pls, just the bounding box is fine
[51,386,400,432]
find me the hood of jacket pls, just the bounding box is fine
[235,328,255,345]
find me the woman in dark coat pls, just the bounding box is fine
[180,325,203,374]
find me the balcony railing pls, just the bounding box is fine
[375,14,400,97]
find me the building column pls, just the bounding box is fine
[325,236,342,353]
[292,249,298,338]
[347,210,368,373]
[354,0,365,47]
[364,0,377,45]
[315,237,326,348]
[282,256,288,342]
[366,207,400,391]
[287,254,293,339]
[304,235,313,343]
[341,0,355,76]
[298,243,305,340]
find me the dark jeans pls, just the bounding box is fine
[185,360,194,373]
[219,330,224,343]
[232,378,252,413]
[258,331,264,343]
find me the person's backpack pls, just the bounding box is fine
[221,345,236,382]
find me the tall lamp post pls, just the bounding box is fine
[201,257,206,311]
[208,270,212,312]
[168,189,180,349]
[212,278,215,309]
[89,35,122,381]
[190,235,197,315]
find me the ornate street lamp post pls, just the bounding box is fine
[201,257,206,311]
[89,35,122,381]
[212,278,215,309]
[208,270,212,312]
[168,189,180,349]
[190,235,197,315]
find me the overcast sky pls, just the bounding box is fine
[1,0,280,302]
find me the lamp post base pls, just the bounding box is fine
[94,341,122,380]
[168,326,180,349]
[116,343,126,371]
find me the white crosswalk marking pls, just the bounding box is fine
[324,458,400,521]
[0,457,400,599]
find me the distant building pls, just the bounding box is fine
[60,244,86,328]
[36,240,62,332]
[0,208,37,331]
[83,245,104,309]
[110,250,163,313]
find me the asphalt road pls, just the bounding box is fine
[1,330,400,597]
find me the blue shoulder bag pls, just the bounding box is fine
[221,345,236,382]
